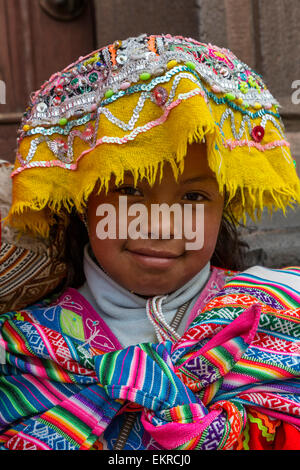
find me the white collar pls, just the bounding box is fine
[78,244,210,346]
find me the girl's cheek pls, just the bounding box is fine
[204,204,224,242]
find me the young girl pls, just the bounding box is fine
[0,33,300,451]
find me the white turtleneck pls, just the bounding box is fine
[78,244,211,347]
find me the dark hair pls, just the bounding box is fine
[210,204,249,272]
[60,194,249,290]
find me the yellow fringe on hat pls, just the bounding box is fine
[7,75,300,238]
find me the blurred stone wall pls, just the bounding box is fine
[0,0,96,162]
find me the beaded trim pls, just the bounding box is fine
[219,109,285,140]
[16,33,286,175]
[146,296,181,343]
[24,34,276,127]
[13,88,203,175]
[224,139,291,152]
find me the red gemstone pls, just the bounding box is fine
[251,125,265,142]
[56,139,68,151]
[153,86,168,106]
[53,96,61,106]
[55,85,64,95]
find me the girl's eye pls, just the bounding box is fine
[183,192,206,202]
[116,186,143,196]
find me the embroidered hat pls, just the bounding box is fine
[7,33,300,237]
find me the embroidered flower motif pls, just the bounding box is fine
[208,47,234,70]
[55,84,64,95]
[52,96,62,106]
[251,125,265,142]
[46,138,69,162]
[52,138,68,152]
[82,123,95,140]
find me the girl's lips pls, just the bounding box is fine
[125,249,182,269]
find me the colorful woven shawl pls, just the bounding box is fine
[0,266,299,450]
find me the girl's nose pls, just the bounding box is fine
[145,203,183,240]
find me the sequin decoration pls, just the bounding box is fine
[17,34,281,168]
[23,35,276,125]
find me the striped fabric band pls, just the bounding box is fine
[0,266,299,450]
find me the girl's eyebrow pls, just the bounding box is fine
[179,176,216,184]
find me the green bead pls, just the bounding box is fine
[185,61,196,70]
[59,118,68,126]
[225,93,236,101]
[105,89,114,98]
[239,82,248,93]
[248,75,256,87]
[139,72,151,81]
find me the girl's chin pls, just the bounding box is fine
[122,275,184,297]
[129,287,175,297]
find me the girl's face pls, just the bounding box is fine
[87,143,224,296]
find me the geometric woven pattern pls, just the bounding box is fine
[0,266,299,450]
[0,163,67,314]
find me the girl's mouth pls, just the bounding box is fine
[125,248,182,269]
